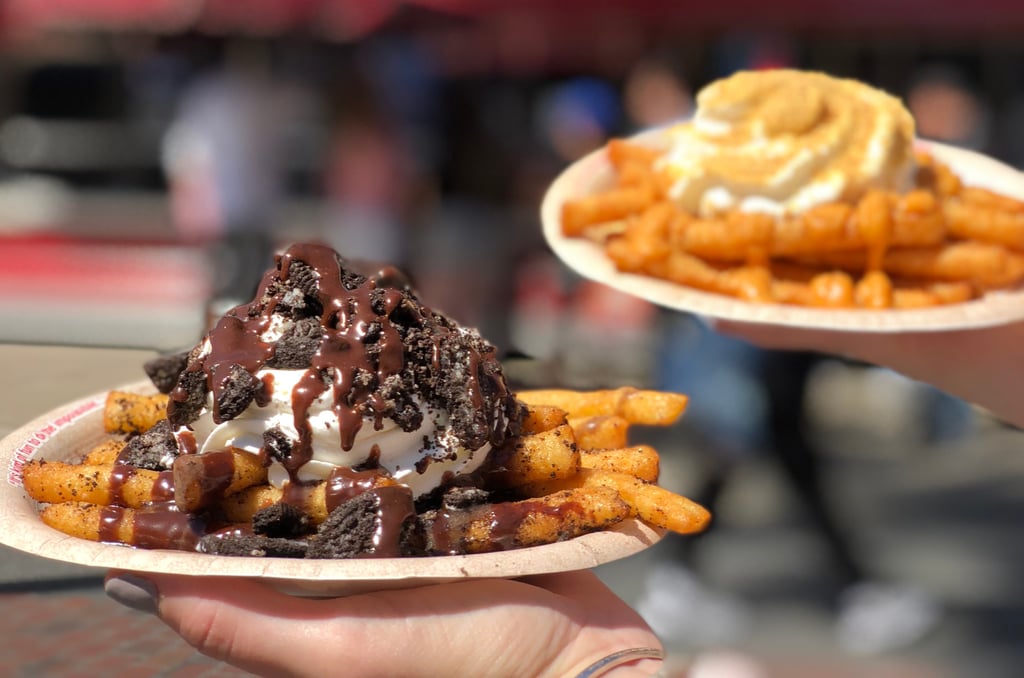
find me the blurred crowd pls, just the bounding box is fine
[2,24,1020,362]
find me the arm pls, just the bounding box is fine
[712,318,1024,429]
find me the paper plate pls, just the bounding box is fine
[542,134,1024,332]
[0,381,664,597]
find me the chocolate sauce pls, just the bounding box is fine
[133,509,204,551]
[174,449,237,511]
[153,471,175,502]
[107,463,136,506]
[206,524,256,539]
[281,479,316,509]
[349,259,415,292]
[98,506,128,544]
[324,467,392,513]
[177,430,198,456]
[97,503,203,550]
[364,486,415,558]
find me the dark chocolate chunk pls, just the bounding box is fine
[441,486,491,511]
[214,363,260,422]
[285,259,320,299]
[143,351,189,394]
[266,317,321,369]
[307,486,424,559]
[252,502,311,538]
[118,420,178,471]
[198,534,309,558]
[262,427,292,464]
[166,368,208,427]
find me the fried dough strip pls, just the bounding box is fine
[487,424,580,487]
[589,189,946,263]
[562,185,657,237]
[529,469,711,535]
[22,460,167,508]
[103,391,169,434]
[82,439,125,466]
[796,242,1024,289]
[945,197,1024,252]
[423,486,630,554]
[580,446,660,483]
[220,485,290,522]
[892,281,975,308]
[518,387,688,426]
[606,138,663,171]
[40,502,133,543]
[220,474,398,525]
[40,502,204,550]
[520,404,569,435]
[568,415,631,450]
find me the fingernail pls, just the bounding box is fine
[105,574,159,615]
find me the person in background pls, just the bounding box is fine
[162,39,285,311]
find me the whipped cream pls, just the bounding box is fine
[659,70,916,217]
[180,368,488,498]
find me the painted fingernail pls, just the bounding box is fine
[105,574,159,615]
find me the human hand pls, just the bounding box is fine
[104,570,664,678]
[712,318,1024,428]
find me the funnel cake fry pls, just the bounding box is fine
[103,391,168,434]
[22,460,170,508]
[422,487,630,555]
[517,388,689,426]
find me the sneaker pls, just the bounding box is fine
[836,581,941,655]
[635,562,751,648]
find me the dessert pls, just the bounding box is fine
[561,69,1024,309]
[21,243,710,558]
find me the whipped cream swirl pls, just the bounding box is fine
[659,69,916,217]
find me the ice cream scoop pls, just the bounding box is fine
[167,243,524,499]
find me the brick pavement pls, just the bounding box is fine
[1,583,250,678]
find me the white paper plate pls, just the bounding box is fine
[0,381,664,596]
[542,134,1024,332]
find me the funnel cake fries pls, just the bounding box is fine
[22,244,709,558]
[562,71,1024,309]
[23,386,708,557]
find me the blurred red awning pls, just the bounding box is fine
[1,0,448,39]
[5,0,1024,40]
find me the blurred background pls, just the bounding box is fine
[2,1,1024,676]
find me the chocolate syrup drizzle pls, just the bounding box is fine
[170,243,519,486]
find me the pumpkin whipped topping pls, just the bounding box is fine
[659,69,917,218]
